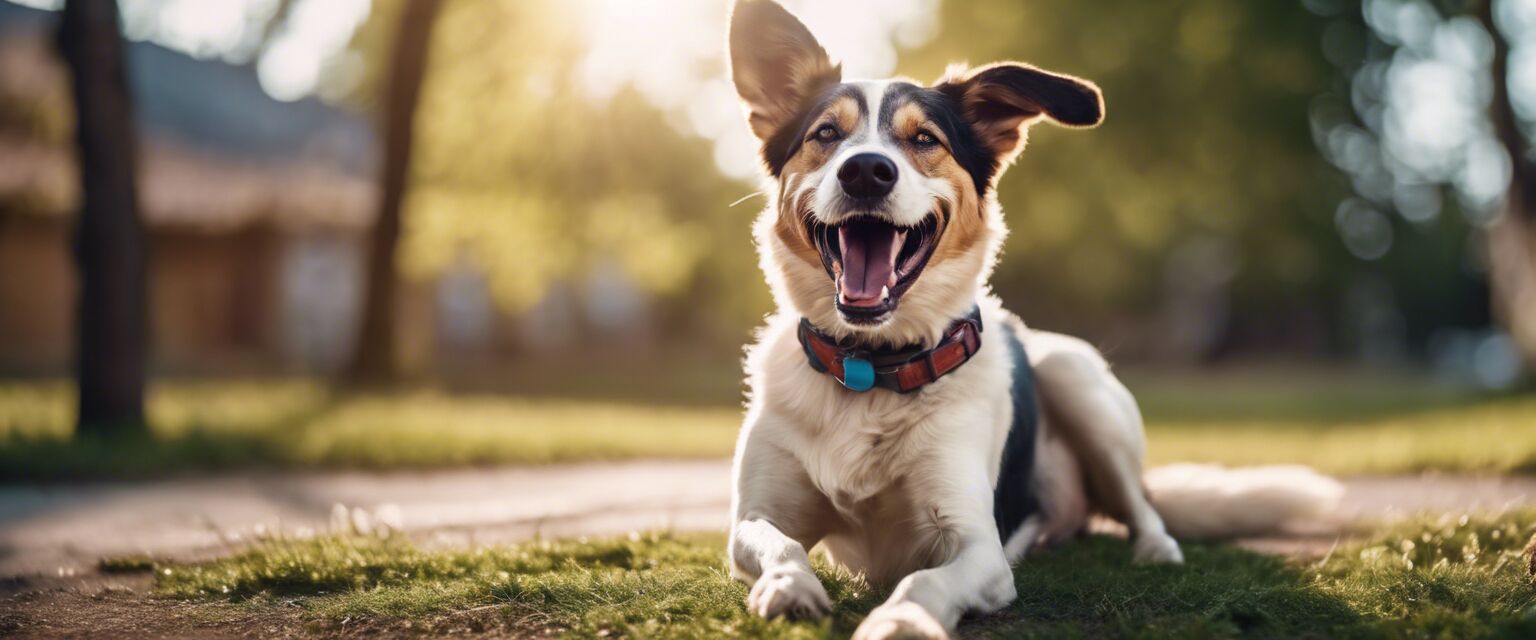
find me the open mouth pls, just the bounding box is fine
[810,213,942,324]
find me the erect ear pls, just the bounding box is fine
[728,0,841,142]
[936,62,1104,163]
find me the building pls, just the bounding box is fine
[0,4,384,374]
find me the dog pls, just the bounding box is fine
[725,2,1341,638]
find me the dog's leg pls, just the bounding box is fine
[1030,332,1183,564]
[730,419,836,620]
[853,461,1015,640]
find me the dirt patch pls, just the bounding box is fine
[8,580,222,638]
[4,574,288,639]
[1,574,554,639]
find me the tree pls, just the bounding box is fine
[347,0,443,384]
[57,0,147,435]
[1314,0,1534,371]
[1480,0,1536,366]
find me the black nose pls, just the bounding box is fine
[837,153,897,201]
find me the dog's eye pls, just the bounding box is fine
[813,124,840,143]
[913,131,939,147]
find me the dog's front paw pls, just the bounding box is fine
[1133,531,1184,564]
[747,565,831,620]
[853,602,948,640]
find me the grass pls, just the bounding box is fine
[131,510,1536,638]
[1147,398,1536,475]
[2,372,1535,480]
[0,380,740,480]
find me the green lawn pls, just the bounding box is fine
[2,373,1535,480]
[126,510,1536,638]
[1147,398,1536,475]
[0,380,740,480]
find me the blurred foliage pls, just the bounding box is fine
[345,0,765,341]
[900,1,1352,349]
[1306,0,1498,353]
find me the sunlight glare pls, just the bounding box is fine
[257,0,370,102]
[576,0,941,180]
[117,0,278,62]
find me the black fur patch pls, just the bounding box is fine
[961,65,1102,128]
[879,83,998,197]
[993,323,1041,545]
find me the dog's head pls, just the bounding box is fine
[729,0,1103,344]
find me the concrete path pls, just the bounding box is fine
[3,461,1536,577]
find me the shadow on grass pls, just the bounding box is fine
[146,512,1536,639]
[975,537,1362,638]
[974,519,1536,639]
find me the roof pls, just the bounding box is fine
[0,3,377,231]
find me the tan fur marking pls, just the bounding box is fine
[773,95,863,267]
[887,103,986,267]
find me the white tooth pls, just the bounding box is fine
[881,285,890,300]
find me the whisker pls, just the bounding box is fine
[729,192,766,208]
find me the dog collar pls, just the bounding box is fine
[797,306,983,394]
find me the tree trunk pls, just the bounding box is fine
[1479,1,1536,367]
[58,0,147,435]
[347,0,442,385]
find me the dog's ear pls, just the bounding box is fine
[729,0,841,143]
[936,62,1103,163]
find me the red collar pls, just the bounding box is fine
[797,307,983,394]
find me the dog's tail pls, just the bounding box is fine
[1144,464,1344,539]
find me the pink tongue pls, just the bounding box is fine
[838,220,900,307]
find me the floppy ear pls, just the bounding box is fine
[728,0,841,142]
[936,62,1104,163]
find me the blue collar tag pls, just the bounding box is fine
[839,356,876,392]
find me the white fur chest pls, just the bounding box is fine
[798,382,940,508]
